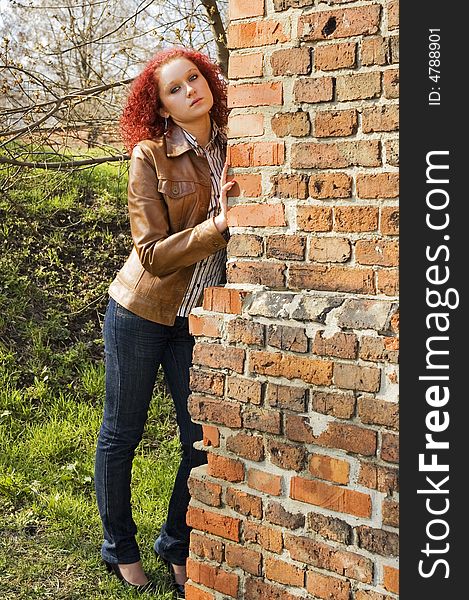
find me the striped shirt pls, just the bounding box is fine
[177,122,228,317]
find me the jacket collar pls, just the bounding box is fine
[164,120,226,157]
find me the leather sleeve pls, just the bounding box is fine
[127,143,228,278]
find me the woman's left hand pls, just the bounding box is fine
[214,161,235,233]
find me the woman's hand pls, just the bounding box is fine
[214,161,236,233]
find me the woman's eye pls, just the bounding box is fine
[189,74,198,81]
[170,86,180,94]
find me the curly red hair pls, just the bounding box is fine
[120,47,228,154]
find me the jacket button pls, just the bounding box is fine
[172,185,178,194]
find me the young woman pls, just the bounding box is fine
[94,47,234,597]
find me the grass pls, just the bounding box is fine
[0,160,183,598]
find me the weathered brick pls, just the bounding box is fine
[268,439,306,471]
[356,525,399,557]
[229,173,263,198]
[334,206,379,232]
[267,323,308,352]
[266,235,306,260]
[226,318,265,346]
[315,109,358,137]
[336,72,381,101]
[244,576,298,600]
[359,336,399,363]
[227,261,285,287]
[228,234,263,257]
[189,313,223,338]
[389,35,399,63]
[190,534,224,562]
[186,558,238,598]
[316,41,357,71]
[187,506,241,541]
[227,374,263,404]
[355,591,392,600]
[383,565,399,594]
[250,350,333,385]
[225,487,263,519]
[229,0,264,20]
[243,406,282,434]
[357,396,399,429]
[385,138,399,166]
[306,512,352,544]
[288,264,376,295]
[225,544,262,576]
[267,383,307,412]
[377,269,399,296]
[248,468,283,495]
[244,522,283,553]
[271,111,310,137]
[382,498,399,528]
[336,298,393,331]
[185,582,215,600]
[309,237,351,263]
[265,501,305,529]
[292,140,381,169]
[383,68,399,98]
[226,432,265,461]
[313,330,358,359]
[309,172,352,199]
[356,240,399,267]
[357,172,399,198]
[333,362,381,392]
[228,82,282,108]
[193,342,245,373]
[380,206,399,235]
[293,77,334,103]
[202,425,220,448]
[291,476,371,518]
[228,142,285,167]
[284,534,374,583]
[358,462,399,494]
[189,396,242,428]
[203,287,247,314]
[265,557,305,587]
[361,36,390,66]
[227,203,286,227]
[381,432,399,463]
[308,453,350,484]
[228,52,263,79]
[228,20,289,49]
[362,104,399,133]
[190,369,225,397]
[297,206,333,232]
[188,473,222,507]
[227,113,264,138]
[311,390,356,419]
[271,47,311,75]
[298,5,381,41]
[306,570,351,600]
[207,453,245,482]
[387,0,399,29]
[273,173,308,199]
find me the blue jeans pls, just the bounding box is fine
[94,298,206,566]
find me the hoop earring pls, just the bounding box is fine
[164,117,168,131]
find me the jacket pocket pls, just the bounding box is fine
[158,179,196,199]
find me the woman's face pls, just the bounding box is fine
[157,57,214,128]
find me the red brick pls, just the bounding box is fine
[189,314,222,338]
[334,206,379,232]
[228,234,263,257]
[288,265,376,295]
[315,42,357,70]
[203,287,247,314]
[228,20,289,49]
[244,576,299,600]
[380,206,399,235]
[313,331,358,359]
[225,544,262,576]
[356,240,399,267]
[311,390,356,419]
[228,173,262,197]
[388,0,399,29]
[189,396,242,428]
[309,237,351,263]
[308,454,350,484]
[284,534,373,583]
[266,235,306,260]
[385,138,399,166]
[359,336,399,363]
[243,406,282,434]
[193,342,245,373]
[265,557,305,587]
[297,206,332,232]
[228,52,263,79]
[292,140,381,169]
[227,261,285,287]
[358,462,399,494]
[227,319,265,346]
[267,383,307,412]
[309,172,352,199]
[298,5,381,41]
[202,425,220,447]
[227,203,286,227]
[228,82,282,108]
[355,591,392,600]
[273,173,308,198]
[334,362,381,392]
[271,111,310,137]
[227,113,264,138]
[362,104,399,133]
[383,68,399,98]
[186,558,238,598]
[336,72,381,101]
[361,36,390,66]
[357,172,399,198]
[306,570,351,600]
[377,269,399,296]
[187,506,241,541]
[250,350,333,385]
[190,369,225,397]
[188,474,222,507]
[358,396,399,429]
[291,476,371,518]
[185,582,215,600]
[248,468,283,495]
[382,498,399,527]
[207,454,244,482]
[293,77,334,103]
[271,47,311,75]
[225,487,263,519]
[268,439,306,471]
[315,109,358,137]
[244,522,283,553]
[226,432,265,461]
[381,432,399,463]
[227,374,263,404]
[229,0,264,20]
[228,142,285,166]
[383,565,399,594]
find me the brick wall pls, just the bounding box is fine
[186,1,399,598]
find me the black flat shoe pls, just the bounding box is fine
[154,552,185,598]
[104,560,158,593]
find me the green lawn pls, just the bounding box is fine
[0,161,181,598]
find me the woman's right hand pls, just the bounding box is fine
[214,161,236,233]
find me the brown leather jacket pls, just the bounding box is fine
[108,123,228,325]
